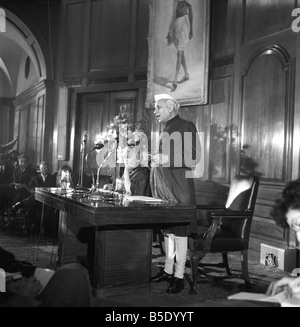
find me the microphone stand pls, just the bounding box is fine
[77,131,87,190]
[90,150,115,196]
[77,149,85,190]
[85,149,96,189]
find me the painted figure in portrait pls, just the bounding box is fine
[166,0,193,92]
[147,0,209,106]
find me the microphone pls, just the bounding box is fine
[81,131,88,151]
[91,142,105,151]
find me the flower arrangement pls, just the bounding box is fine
[107,105,134,133]
[107,104,149,143]
[93,104,150,159]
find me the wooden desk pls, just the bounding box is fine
[35,188,196,297]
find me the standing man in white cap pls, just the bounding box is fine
[150,93,201,294]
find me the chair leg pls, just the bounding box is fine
[189,250,205,295]
[222,252,232,276]
[241,250,251,287]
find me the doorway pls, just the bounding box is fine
[74,90,139,187]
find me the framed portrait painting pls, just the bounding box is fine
[146,0,210,107]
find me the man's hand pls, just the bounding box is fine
[266,276,297,296]
[152,153,169,166]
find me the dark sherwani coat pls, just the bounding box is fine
[150,115,201,236]
[129,166,151,197]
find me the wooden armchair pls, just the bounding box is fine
[188,175,259,295]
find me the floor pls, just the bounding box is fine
[0,222,290,307]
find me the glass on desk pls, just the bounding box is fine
[114,177,126,195]
[60,178,71,191]
[114,178,125,206]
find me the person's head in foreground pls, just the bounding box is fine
[270,179,300,242]
[266,179,300,296]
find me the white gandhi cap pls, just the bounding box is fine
[154,94,180,110]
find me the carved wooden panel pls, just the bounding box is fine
[63,1,86,75]
[28,101,38,165]
[243,0,296,43]
[209,76,232,182]
[89,0,131,71]
[210,0,236,57]
[76,90,138,181]
[79,93,107,162]
[0,105,10,144]
[36,95,45,165]
[135,0,149,68]
[14,110,20,143]
[19,107,28,155]
[241,47,292,183]
[56,87,69,161]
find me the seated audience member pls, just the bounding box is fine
[11,161,57,236]
[11,154,38,202]
[0,154,37,220]
[0,153,14,185]
[267,179,300,296]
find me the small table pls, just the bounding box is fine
[35,187,196,297]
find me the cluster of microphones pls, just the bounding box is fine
[90,142,105,151]
[81,131,109,152]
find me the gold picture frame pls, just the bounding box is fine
[146,0,210,107]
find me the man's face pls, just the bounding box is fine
[18,158,29,171]
[286,208,300,241]
[123,147,141,169]
[154,100,172,123]
[40,163,49,176]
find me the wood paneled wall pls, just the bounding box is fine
[13,83,46,168]
[206,0,300,250]
[0,99,14,145]
[241,46,293,183]
[57,0,149,85]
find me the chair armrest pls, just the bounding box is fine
[208,210,252,219]
[201,218,222,251]
[196,204,226,210]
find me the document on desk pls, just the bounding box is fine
[125,195,167,204]
[228,290,300,307]
[34,268,55,294]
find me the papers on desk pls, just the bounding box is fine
[228,290,300,307]
[34,268,55,294]
[125,195,167,204]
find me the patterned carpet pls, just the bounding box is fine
[0,226,290,307]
